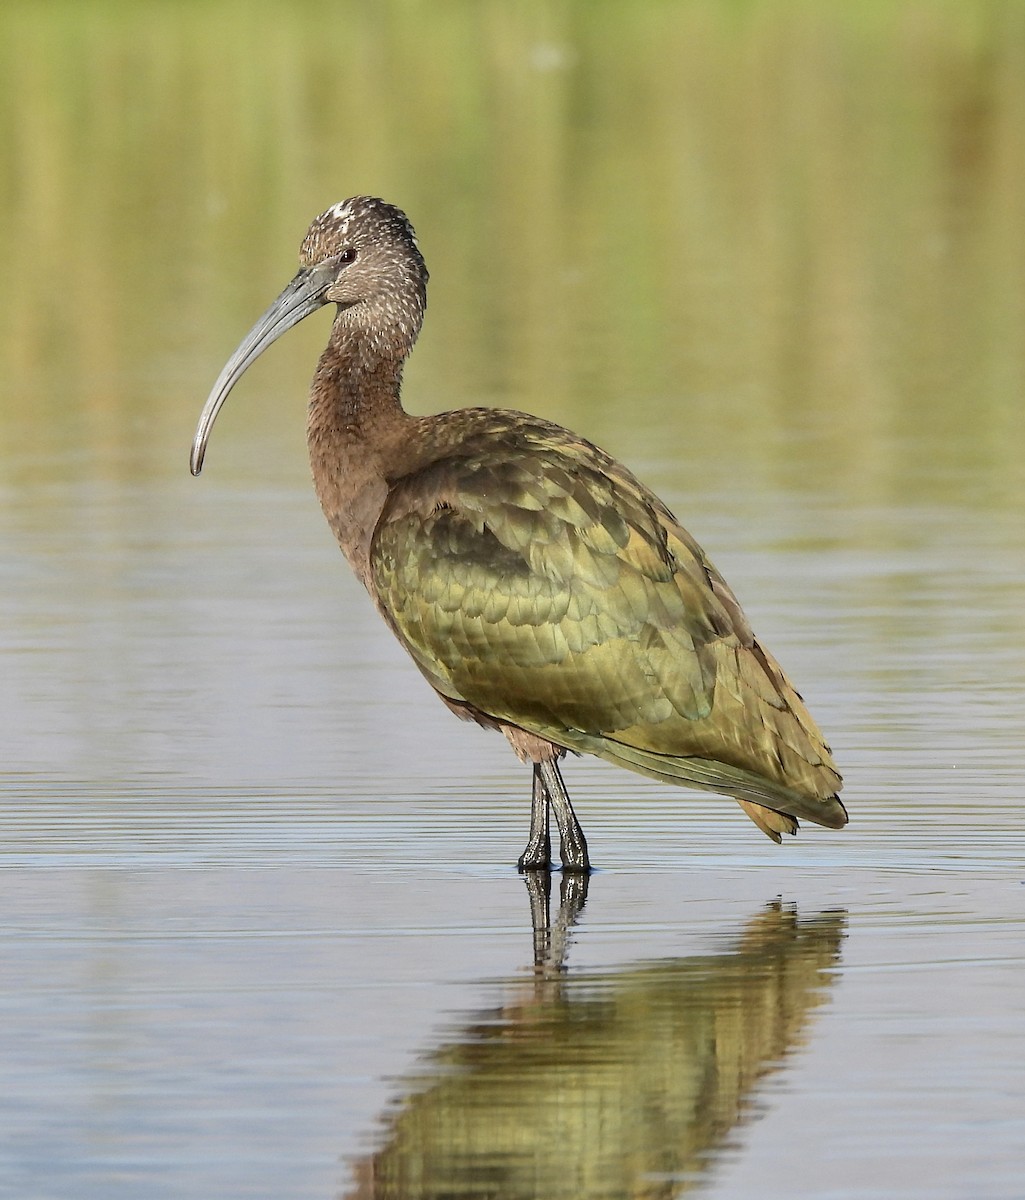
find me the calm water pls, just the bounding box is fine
[2,3,1024,1198]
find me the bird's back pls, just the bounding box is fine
[370,408,845,838]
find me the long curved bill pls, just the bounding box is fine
[190,262,336,475]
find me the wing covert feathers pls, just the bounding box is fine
[370,410,846,837]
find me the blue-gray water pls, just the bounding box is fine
[2,3,1024,1197]
[3,472,1023,1198]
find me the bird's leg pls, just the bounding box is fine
[538,758,590,873]
[517,764,552,871]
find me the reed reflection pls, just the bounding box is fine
[344,889,845,1199]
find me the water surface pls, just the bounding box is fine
[1,3,1023,1198]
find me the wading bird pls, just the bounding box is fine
[191,197,846,872]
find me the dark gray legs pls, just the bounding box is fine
[517,759,590,873]
[540,759,590,873]
[516,764,552,870]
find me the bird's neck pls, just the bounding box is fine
[306,329,414,587]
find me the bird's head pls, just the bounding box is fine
[301,196,428,334]
[190,196,428,475]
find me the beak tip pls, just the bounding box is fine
[191,263,327,483]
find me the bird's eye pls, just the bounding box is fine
[339,247,357,265]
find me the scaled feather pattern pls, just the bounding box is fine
[371,410,846,840]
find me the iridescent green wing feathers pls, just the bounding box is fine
[370,412,845,835]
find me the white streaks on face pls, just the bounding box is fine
[296,197,428,357]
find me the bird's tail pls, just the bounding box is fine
[559,728,848,841]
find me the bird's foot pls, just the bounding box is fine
[518,855,553,871]
[557,827,591,874]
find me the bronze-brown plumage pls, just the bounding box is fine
[191,196,846,871]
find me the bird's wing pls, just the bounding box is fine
[370,416,844,831]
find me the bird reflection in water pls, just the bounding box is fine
[343,885,846,1199]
